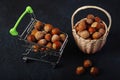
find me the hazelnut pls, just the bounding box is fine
[76,66,85,75]
[40,47,46,51]
[77,30,90,39]
[90,67,99,76]
[34,21,44,30]
[51,28,61,34]
[60,33,66,41]
[27,34,36,42]
[95,17,102,23]
[86,19,93,24]
[51,34,60,42]
[77,20,86,31]
[99,28,105,35]
[88,27,96,34]
[83,59,92,68]
[87,14,95,20]
[35,31,45,40]
[92,32,102,39]
[44,24,53,32]
[31,29,38,36]
[38,39,47,46]
[100,23,105,29]
[46,42,52,49]
[45,33,52,41]
[32,45,40,53]
[52,41,62,50]
[91,22,101,30]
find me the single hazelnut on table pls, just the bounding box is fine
[60,33,66,41]
[88,27,96,34]
[34,21,44,30]
[86,14,95,20]
[38,39,47,46]
[45,33,52,41]
[92,32,102,39]
[76,20,86,32]
[83,59,92,68]
[51,34,60,42]
[77,30,90,39]
[35,31,45,40]
[90,67,99,76]
[52,41,62,50]
[95,16,102,23]
[27,34,36,42]
[44,24,53,32]
[51,28,61,34]
[76,66,85,75]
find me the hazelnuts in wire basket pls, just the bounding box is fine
[27,21,67,52]
[75,14,106,40]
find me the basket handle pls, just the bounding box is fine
[9,6,34,36]
[71,5,112,32]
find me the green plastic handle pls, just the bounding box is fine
[9,6,33,36]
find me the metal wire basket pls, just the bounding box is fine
[9,6,68,68]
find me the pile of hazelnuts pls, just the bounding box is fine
[76,59,99,76]
[27,21,66,52]
[75,14,106,39]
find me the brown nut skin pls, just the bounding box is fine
[34,21,44,31]
[99,28,105,35]
[46,42,52,49]
[38,39,47,46]
[88,27,96,34]
[45,33,52,41]
[35,31,45,40]
[83,59,92,68]
[76,66,85,75]
[91,22,101,29]
[51,28,61,34]
[76,20,86,32]
[95,17,102,23]
[86,18,94,24]
[52,41,62,50]
[90,67,99,76]
[32,45,40,53]
[92,32,102,39]
[27,35,36,42]
[87,14,95,20]
[78,30,90,39]
[60,33,66,41]
[44,24,53,32]
[51,34,60,42]
[31,29,38,36]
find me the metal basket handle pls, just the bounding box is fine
[9,6,34,36]
[71,5,112,32]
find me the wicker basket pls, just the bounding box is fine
[71,6,112,54]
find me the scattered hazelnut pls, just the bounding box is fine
[99,28,105,35]
[88,27,96,34]
[27,34,36,42]
[38,39,47,46]
[45,33,52,41]
[52,41,62,50]
[51,28,61,34]
[83,59,92,68]
[92,32,102,39]
[60,33,66,41]
[51,34,60,42]
[78,30,90,39]
[87,14,95,20]
[44,24,53,32]
[76,66,85,75]
[35,31,45,40]
[34,21,44,30]
[95,17,102,23]
[90,67,99,76]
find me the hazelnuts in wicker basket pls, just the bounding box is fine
[27,21,67,52]
[75,14,106,40]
